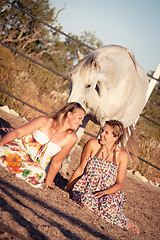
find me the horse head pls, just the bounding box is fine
[68,45,148,128]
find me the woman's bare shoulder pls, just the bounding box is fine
[116,147,129,163]
[35,115,50,122]
[118,148,128,156]
[85,138,100,148]
[38,116,54,124]
[67,131,78,144]
[35,116,53,130]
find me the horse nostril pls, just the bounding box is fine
[95,83,100,95]
[86,85,91,88]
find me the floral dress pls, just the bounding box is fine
[0,130,61,188]
[72,155,128,228]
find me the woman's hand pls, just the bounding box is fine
[94,190,107,198]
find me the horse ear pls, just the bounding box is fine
[77,49,84,61]
[92,59,99,70]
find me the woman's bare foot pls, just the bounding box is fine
[43,182,55,189]
[126,221,140,234]
[48,183,55,189]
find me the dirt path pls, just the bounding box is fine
[0,109,159,240]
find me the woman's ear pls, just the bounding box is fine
[113,136,118,144]
[66,111,72,119]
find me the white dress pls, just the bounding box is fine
[0,130,61,188]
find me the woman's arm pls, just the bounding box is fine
[94,149,129,198]
[45,133,78,187]
[0,116,49,146]
[66,138,95,192]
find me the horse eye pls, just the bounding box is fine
[86,84,91,88]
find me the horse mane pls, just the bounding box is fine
[70,45,137,76]
[70,53,96,75]
[103,45,137,70]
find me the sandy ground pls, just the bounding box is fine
[0,109,160,240]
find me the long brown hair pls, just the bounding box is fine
[49,102,85,129]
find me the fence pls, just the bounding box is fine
[0,0,160,171]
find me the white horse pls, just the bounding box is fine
[68,45,148,139]
[61,45,149,172]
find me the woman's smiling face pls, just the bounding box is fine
[99,124,116,145]
[68,109,85,131]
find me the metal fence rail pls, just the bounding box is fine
[0,41,70,82]
[0,87,160,171]
[0,88,48,116]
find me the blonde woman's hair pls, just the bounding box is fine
[49,102,85,129]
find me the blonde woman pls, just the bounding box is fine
[0,102,85,188]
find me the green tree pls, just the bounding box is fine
[64,31,103,63]
[0,0,104,94]
[0,0,59,54]
[0,0,69,94]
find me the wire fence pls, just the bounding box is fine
[0,0,160,171]
[0,40,159,127]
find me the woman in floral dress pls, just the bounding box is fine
[0,102,85,188]
[66,120,139,234]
